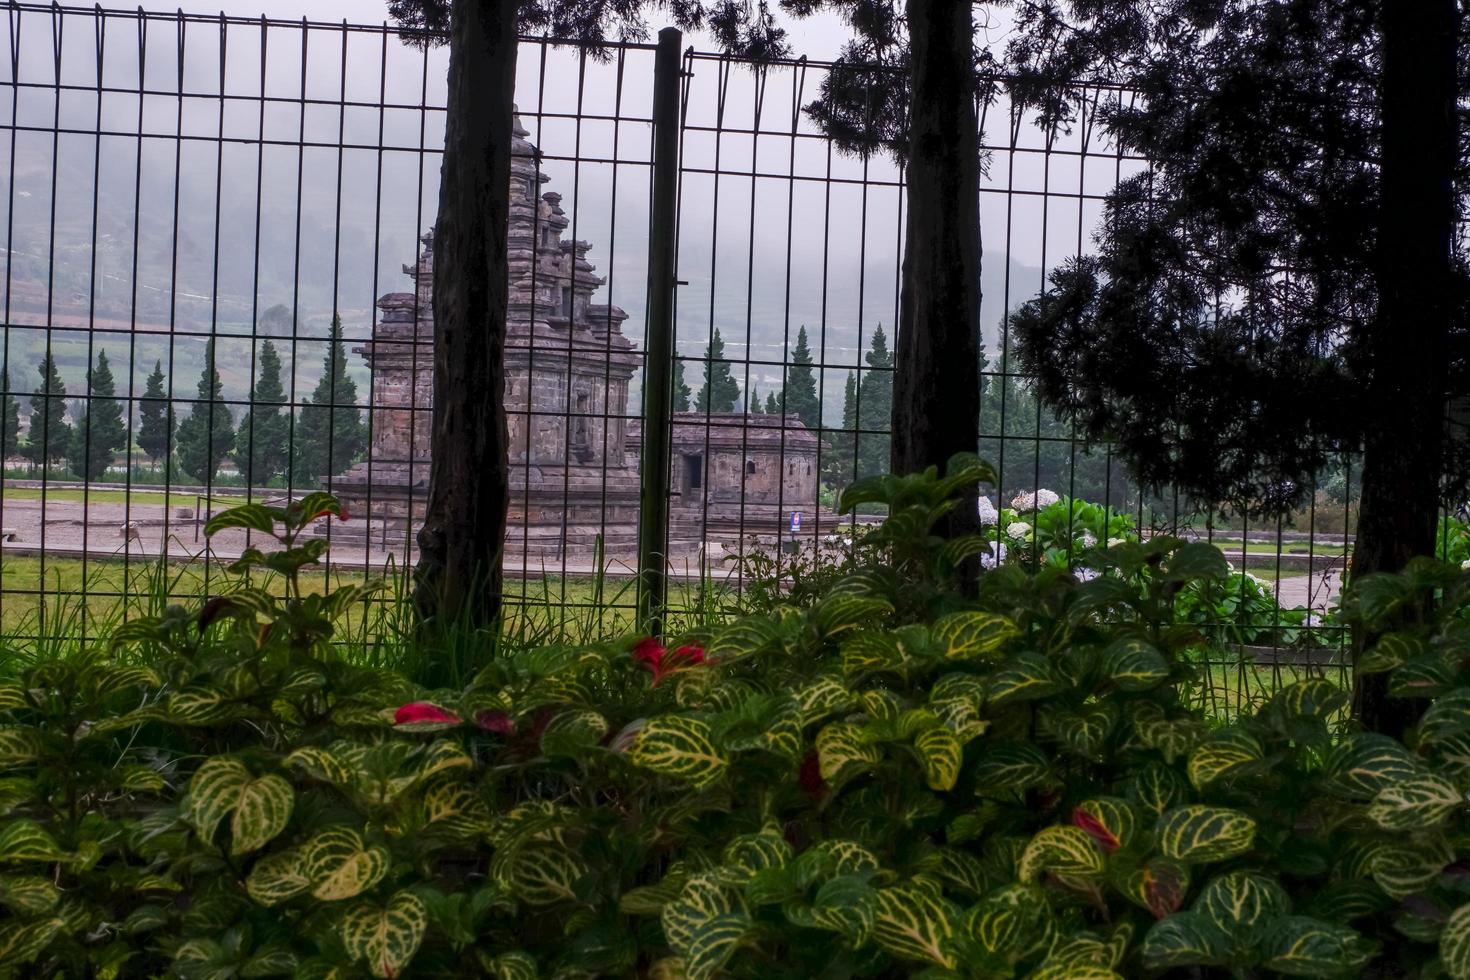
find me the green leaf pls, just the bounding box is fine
[628,716,728,789]
[1019,826,1106,882]
[1047,703,1118,758]
[0,727,43,767]
[1126,762,1190,816]
[498,844,587,905]
[246,847,311,906]
[1194,871,1288,934]
[813,595,893,637]
[1368,773,1462,830]
[1140,912,1226,970]
[0,874,60,914]
[1187,730,1263,790]
[0,819,65,863]
[1325,733,1424,799]
[1370,833,1453,899]
[987,652,1062,705]
[1156,805,1256,863]
[1103,637,1169,691]
[204,502,279,536]
[620,875,688,916]
[182,757,293,855]
[972,742,1051,794]
[911,727,963,792]
[661,875,751,980]
[1441,902,1470,980]
[0,917,64,967]
[485,951,539,980]
[1164,543,1229,582]
[792,678,856,725]
[1420,689,1470,743]
[1358,632,1424,674]
[303,827,390,901]
[816,722,882,787]
[932,611,1019,662]
[539,709,609,758]
[705,616,783,664]
[340,890,428,979]
[1259,916,1375,977]
[872,883,960,969]
[841,631,909,678]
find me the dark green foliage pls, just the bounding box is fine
[783,324,821,429]
[1002,1,1470,512]
[822,370,859,491]
[136,360,173,467]
[175,339,236,484]
[697,328,742,413]
[8,462,1462,977]
[24,350,70,465]
[746,381,762,414]
[293,316,368,486]
[234,340,290,486]
[672,357,691,413]
[0,366,19,460]
[765,390,780,415]
[855,324,893,481]
[980,357,1131,508]
[66,350,128,482]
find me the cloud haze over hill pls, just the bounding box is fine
[0,3,1126,432]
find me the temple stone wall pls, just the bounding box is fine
[331,111,822,558]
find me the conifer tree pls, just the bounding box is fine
[856,325,894,480]
[783,325,821,430]
[234,340,290,485]
[25,351,70,466]
[0,367,19,461]
[67,350,128,481]
[747,382,762,414]
[697,328,742,413]
[765,390,780,415]
[294,315,368,485]
[175,340,235,484]
[672,358,691,413]
[822,370,859,491]
[136,360,173,469]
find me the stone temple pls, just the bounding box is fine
[332,113,820,561]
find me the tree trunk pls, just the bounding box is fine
[414,0,516,630]
[893,0,984,578]
[1351,0,1459,737]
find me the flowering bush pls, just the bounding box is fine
[1,469,1463,977]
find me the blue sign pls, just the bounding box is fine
[790,511,802,533]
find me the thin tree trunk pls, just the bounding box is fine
[415,0,516,629]
[893,0,983,582]
[1351,0,1459,737]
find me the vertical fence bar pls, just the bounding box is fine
[636,26,681,634]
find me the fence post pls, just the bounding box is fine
[637,27,682,635]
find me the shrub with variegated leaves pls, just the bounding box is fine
[5,464,1470,977]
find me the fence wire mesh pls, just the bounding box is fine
[0,2,1362,716]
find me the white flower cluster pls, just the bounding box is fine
[1006,521,1033,540]
[1073,567,1100,582]
[980,541,1007,569]
[1078,531,1098,549]
[1011,488,1060,511]
[977,496,1000,525]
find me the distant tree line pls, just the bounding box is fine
[0,315,368,487]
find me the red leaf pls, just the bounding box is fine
[473,710,515,736]
[1142,864,1186,919]
[798,750,827,801]
[393,701,460,726]
[1072,806,1121,853]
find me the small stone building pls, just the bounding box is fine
[332,112,821,558]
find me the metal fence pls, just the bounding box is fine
[0,3,1359,711]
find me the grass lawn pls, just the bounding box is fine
[0,554,734,672]
[1,486,244,508]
